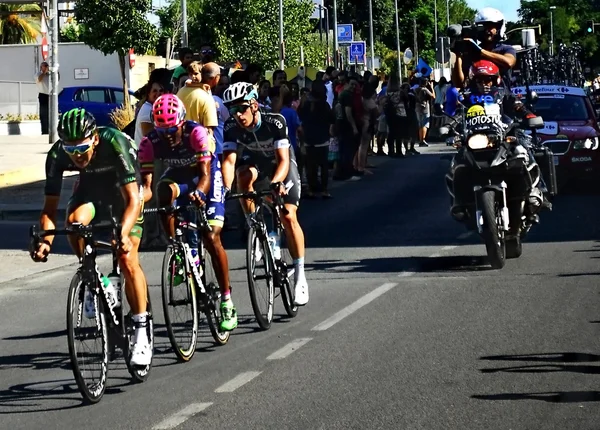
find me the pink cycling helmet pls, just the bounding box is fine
[152,94,186,128]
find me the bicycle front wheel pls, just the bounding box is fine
[66,270,108,404]
[161,244,198,362]
[246,226,274,330]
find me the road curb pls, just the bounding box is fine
[0,166,46,189]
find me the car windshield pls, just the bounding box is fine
[534,95,589,121]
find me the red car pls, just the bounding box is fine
[511,85,600,189]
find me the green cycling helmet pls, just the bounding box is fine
[58,108,97,141]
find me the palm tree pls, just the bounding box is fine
[0,4,42,45]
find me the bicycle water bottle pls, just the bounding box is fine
[102,272,121,310]
[268,231,281,260]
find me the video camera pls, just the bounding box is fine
[447,20,485,54]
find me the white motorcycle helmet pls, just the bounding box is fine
[474,7,506,40]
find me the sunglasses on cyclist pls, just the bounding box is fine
[63,139,93,155]
[156,125,180,135]
[475,76,496,84]
[229,104,251,116]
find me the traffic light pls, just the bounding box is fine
[587,20,595,33]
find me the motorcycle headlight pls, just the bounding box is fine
[467,134,489,150]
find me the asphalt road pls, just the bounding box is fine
[1,144,600,430]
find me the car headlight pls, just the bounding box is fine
[467,134,490,150]
[572,138,599,150]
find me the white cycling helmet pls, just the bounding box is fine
[475,7,506,40]
[223,82,258,106]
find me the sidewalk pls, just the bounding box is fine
[0,135,73,220]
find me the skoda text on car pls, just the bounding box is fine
[511,85,600,188]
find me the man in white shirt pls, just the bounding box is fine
[36,62,50,135]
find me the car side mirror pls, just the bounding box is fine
[524,116,544,129]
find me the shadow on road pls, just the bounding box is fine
[472,391,600,403]
[307,255,492,274]
[473,352,600,403]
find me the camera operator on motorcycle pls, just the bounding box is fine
[448,60,550,223]
[451,7,516,89]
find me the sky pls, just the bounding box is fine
[466,0,520,22]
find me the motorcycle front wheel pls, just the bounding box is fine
[480,190,506,269]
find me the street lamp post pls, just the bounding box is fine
[368,0,375,73]
[549,5,556,56]
[333,0,339,68]
[279,0,285,69]
[394,0,401,79]
[49,0,59,143]
[181,0,188,47]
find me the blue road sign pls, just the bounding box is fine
[337,24,353,43]
[415,58,432,77]
[349,41,366,62]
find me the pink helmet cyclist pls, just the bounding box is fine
[152,94,186,128]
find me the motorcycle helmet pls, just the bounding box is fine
[469,60,501,91]
[474,7,506,40]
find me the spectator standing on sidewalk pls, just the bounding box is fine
[171,48,194,93]
[355,83,379,173]
[36,62,50,135]
[298,80,333,198]
[415,77,434,147]
[134,81,165,145]
[384,74,411,157]
[333,76,362,181]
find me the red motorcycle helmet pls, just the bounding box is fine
[469,60,501,85]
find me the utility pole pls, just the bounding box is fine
[394,0,401,79]
[181,0,188,47]
[48,0,59,143]
[333,0,339,68]
[368,0,375,73]
[279,0,285,69]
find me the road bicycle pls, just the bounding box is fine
[227,189,298,330]
[144,204,229,363]
[29,212,153,404]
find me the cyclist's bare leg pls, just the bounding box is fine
[236,166,258,215]
[119,235,147,315]
[66,203,94,258]
[202,225,230,297]
[280,204,304,260]
[157,181,179,238]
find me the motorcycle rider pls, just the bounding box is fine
[448,60,548,223]
[451,7,516,89]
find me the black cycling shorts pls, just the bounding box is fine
[237,148,301,207]
[67,177,144,238]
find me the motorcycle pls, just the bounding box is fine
[443,89,557,269]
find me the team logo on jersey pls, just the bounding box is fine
[466,105,485,118]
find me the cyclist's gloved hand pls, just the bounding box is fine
[223,186,231,199]
[31,239,50,262]
[189,189,207,207]
[270,181,287,196]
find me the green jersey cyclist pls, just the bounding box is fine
[30,108,152,366]
[221,82,309,306]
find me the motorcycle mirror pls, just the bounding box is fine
[439,127,450,136]
[524,116,544,129]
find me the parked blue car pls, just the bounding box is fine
[58,86,138,127]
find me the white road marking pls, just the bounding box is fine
[457,231,473,240]
[429,253,441,258]
[441,245,457,251]
[267,338,312,360]
[215,371,262,393]
[398,271,415,278]
[153,402,213,430]
[312,283,398,331]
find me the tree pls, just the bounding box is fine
[155,1,181,59]
[75,0,158,110]
[60,19,83,43]
[518,0,600,67]
[195,0,324,69]
[0,4,41,45]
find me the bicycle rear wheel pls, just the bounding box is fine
[246,226,274,330]
[66,270,108,404]
[162,244,198,362]
[202,250,230,345]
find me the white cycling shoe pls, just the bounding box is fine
[294,278,309,306]
[130,342,152,366]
